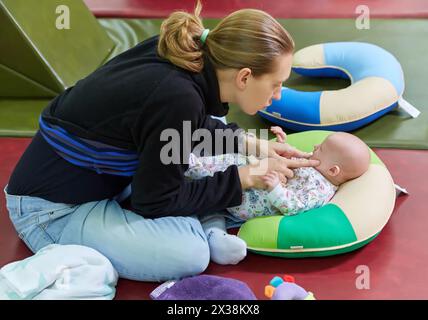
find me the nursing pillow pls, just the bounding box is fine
[237,130,396,258]
[258,42,420,131]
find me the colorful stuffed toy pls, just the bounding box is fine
[265,275,315,300]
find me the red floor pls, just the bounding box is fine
[83,0,428,19]
[1,137,427,299]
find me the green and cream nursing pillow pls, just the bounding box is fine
[237,130,396,258]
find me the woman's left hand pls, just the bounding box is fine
[249,139,312,159]
[244,131,313,160]
[262,139,313,160]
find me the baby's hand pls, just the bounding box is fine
[262,171,283,191]
[270,126,287,143]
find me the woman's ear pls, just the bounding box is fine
[328,165,341,177]
[235,68,252,90]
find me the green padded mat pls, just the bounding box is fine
[0,18,427,149]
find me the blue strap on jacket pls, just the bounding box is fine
[39,116,138,176]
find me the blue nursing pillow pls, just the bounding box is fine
[258,42,419,131]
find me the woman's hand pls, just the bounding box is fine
[244,130,313,160]
[238,157,320,190]
[264,139,313,160]
[251,137,313,160]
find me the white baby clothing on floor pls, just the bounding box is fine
[0,244,118,300]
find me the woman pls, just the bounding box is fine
[4,2,319,281]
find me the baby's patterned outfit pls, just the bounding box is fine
[185,153,338,220]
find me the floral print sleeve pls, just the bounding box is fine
[267,167,338,216]
[266,183,305,216]
[184,153,247,180]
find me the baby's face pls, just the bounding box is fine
[310,139,336,177]
[310,132,371,185]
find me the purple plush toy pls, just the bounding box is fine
[150,275,257,300]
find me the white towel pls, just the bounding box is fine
[0,244,118,300]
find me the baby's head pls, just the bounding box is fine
[310,132,371,186]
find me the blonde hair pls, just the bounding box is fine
[157,0,295,75]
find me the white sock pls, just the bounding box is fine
[200,215,247,265]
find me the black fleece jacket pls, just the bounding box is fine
[7,35,244,218]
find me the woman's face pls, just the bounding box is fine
[236,53,293,115]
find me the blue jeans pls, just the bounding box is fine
[3,185,210,282]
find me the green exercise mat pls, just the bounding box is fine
[0,16,427,149]
[0,0,115,96]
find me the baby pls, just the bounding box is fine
[186,128,371,265]
[230,129,371,219]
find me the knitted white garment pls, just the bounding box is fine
[0,244,118,300]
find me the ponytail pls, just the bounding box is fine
[158,0,295,75]
[157,0,205,73]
